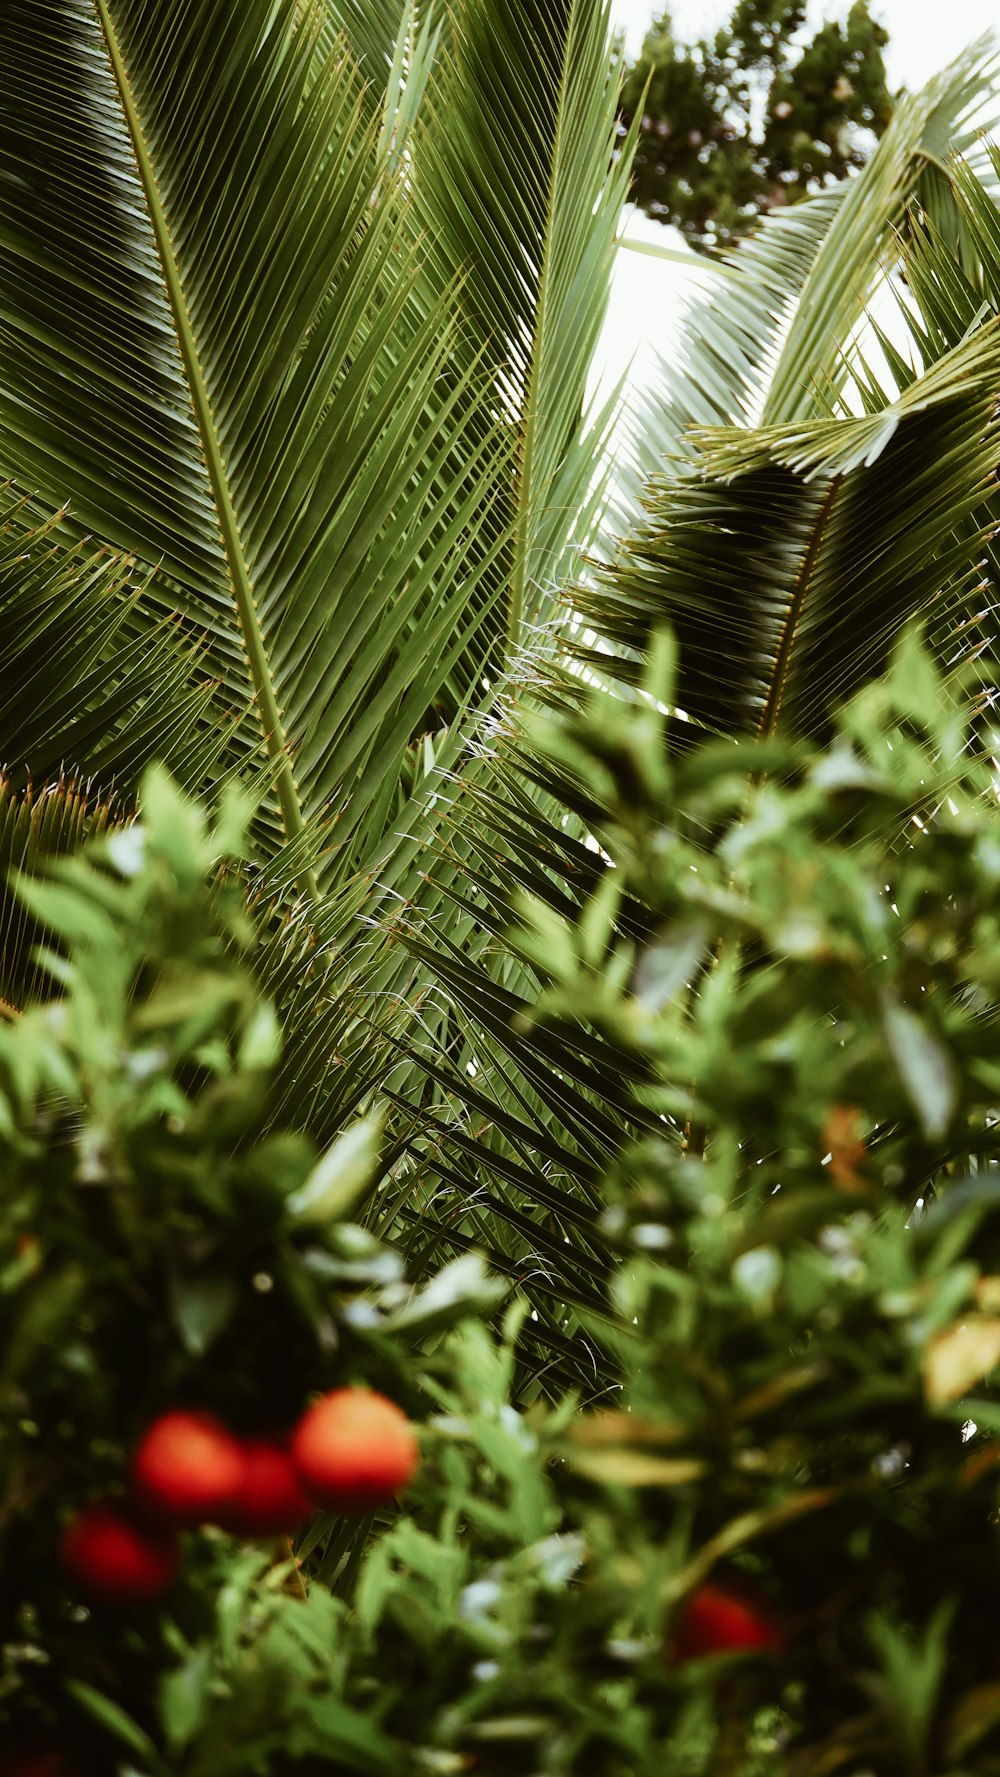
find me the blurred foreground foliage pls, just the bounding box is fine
[8,634,1000,1771]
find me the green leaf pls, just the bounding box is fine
[13,876,119,951]
[416,0,636,647]
[285,1113,384,1227]
[633,922,707,1013]
[881,996,959,1143]
[0,0,514,896]
[865,1599,957,1766]
[167,1269,239,1359]
[287,1695,396,1771]
[137,767,210,890]
[66,1679,166,1767]
[159,1645,213,1756]
[566,1448,705,1487]
[0,491,222,815]
[764,45,1000,424]
[383,1253,506,1334]
[238,1001,283,1073]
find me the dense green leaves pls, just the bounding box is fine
[5,5,1000,1368]
[13,635,1000,1772]
[10,1,1000,1752]
[396,89,1000,1352]
[0,768,500,1768]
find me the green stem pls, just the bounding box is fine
[507,0,579,659]
[94,1,319,901]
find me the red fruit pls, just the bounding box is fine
[291,1388,419,1512]
[60,1502,179,1603]
[131,1409,244,1527]
[0,1756,77,1777]
[671,1583,782,1662]
[220,1438,314,1538]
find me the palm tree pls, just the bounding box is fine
[574,53,1000,738]
[3,2,1000,1398]
[0,0,631,1094]
[382,40,1000,1391]
[0,0,641,1413]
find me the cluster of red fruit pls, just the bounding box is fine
[60,1388,418,1604]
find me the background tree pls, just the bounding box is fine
[620,0,893,250]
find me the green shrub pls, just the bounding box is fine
[9,633,1000,1773]
[0,770,499,1771]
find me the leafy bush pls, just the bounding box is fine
[0,772,499,1770]
[10,634,1000,1772]
[488,630,1000,1773]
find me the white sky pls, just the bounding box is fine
[612,0,997,91]
[600,0,999,398]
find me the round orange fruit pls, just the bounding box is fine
[60,1501,179,1603]
[131,1409,244,1527]
[221,1438,314,1537]
[291,1388,418,1512]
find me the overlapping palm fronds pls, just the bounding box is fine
[613,38,1000,506]
[570,42,1000,739]
[1,0,521,901]
[389,46,1000,1387]
[575,318,1000,741]
[414,0,638,647]
[8,2,1000,1395]
[0,0,637,1356]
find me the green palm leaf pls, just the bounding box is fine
[0,0,634,915]
[324,0,406,81]
[0,488,226,798]
[617,37,1000,493]
[569,48,1000,746]
[576,317,1000,741]
[0,776,121,1013]
[415,0,636,646]
[764,40,1000,425]
[0,0,509,894]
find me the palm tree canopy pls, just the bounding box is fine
[5,5,1000,1392]
[0,0,629,896]
[582,43,1000,745]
